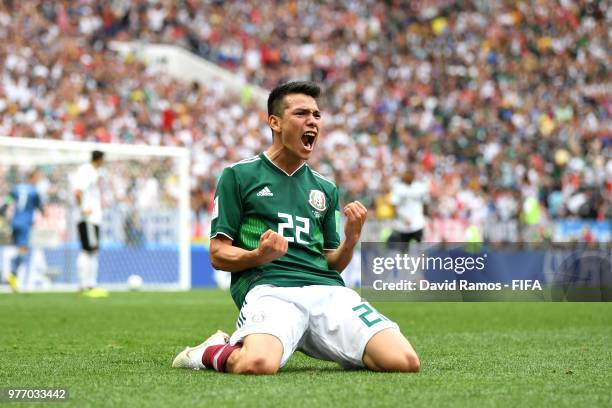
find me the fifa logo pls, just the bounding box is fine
[308,190,326,211]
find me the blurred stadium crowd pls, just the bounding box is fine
[0,0,610,241]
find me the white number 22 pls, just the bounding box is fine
[277,213,309,244]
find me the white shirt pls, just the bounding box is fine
[74,163,102,224]
[390,179,428,233]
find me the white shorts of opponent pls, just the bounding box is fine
[229,285,399,369]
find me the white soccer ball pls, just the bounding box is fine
[127,274,144,291]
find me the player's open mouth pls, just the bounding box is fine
[301,131,317,151]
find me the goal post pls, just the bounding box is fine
[0,136,191,292]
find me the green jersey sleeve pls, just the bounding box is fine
[211,167,242,241]
[323,187,341,250]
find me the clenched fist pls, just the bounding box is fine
[256,229,288,264]
[343,201,367,247]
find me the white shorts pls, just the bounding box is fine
[229,285,399,369]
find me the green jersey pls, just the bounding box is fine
[211,152,345,308]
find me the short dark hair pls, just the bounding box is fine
[92,150,104,162]
[28,169,41,180]
[267,81,321,117]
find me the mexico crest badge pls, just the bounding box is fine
[308,190,326,211]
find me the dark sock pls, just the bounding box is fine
[12,254,24,275]
[202,343,242,372]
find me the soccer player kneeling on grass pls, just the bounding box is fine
[173,81,420,374]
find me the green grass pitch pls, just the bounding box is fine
[1,291,610,407]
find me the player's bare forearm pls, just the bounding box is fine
[326,201,367,272]
[209,238,263,272]
[75,190,82,206]
[325,239,357,272]
[210,230,288,272]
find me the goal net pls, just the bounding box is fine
[0,136,190,292]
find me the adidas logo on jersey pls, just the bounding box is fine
[256,186,274,197]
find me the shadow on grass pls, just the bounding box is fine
[280,366,346,374]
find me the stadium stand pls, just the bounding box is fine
[0,1,610,242]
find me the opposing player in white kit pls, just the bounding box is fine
[173,81,420,374]
[74,150,108,298]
